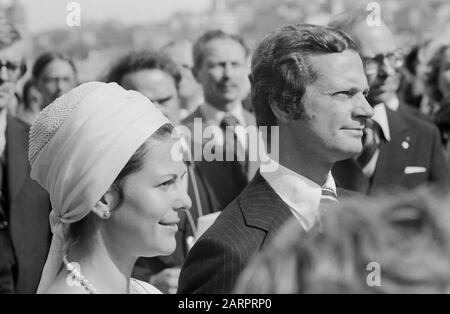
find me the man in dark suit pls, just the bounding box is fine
[178,24,374,294]
[0,19,51,294]
[182,30,258,210]
[330,12,450,195]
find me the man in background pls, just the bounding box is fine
[160,40,203,119]
[330,11,449,194]
[182,30,257,209]
[0,18,51,294]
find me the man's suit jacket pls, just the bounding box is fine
[5,116,51,293]
[333,107,450,195]
[182,106,258,209]
[177,171,354,294]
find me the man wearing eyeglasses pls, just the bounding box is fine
[330,10,449,195]
[0,18,51,294]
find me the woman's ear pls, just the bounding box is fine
[91,186,119,220]
[91,200,111,220]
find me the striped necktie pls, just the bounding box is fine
[321,187,338,203]
[316,187,338,231]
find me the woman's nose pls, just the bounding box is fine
[174,183,192,212]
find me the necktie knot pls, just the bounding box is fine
[321,187,338,203]
[220,114,240,129]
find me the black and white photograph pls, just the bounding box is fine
[0,0,450,300]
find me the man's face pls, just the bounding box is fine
[0,42,24,110]
[291,50,373,163]
[353,23,402,105]
[121,69,181,125]
[37,59,77,107]
[164,42,203,109]
[195,38,248,111]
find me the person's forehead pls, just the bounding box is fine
[142,138,185,175]
[202,38,246,60]
[353,22,397,57]
[43,59,75,75]
[0,41,24,60]
[122,69,176,93]
[309,50,368,90]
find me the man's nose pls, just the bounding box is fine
[378,57,396,78]
[56,78,66,92]
[354,95,374,119]
[223,63,234,78]
[0,66,9,81]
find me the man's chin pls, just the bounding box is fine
[334,145,363,161]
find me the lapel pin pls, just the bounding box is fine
[402,137,410,150]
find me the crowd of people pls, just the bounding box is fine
[0,8,449,294]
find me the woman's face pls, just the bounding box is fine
[438,48,450,100]
[37,59,77,107]
[106,137,191,258]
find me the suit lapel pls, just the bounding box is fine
[238,172,294,249]
[371,109,415,191]
[5,116,29,202]
[332,158,371,194]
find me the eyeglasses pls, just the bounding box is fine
[362,49,404,72]
[0,60,22,79]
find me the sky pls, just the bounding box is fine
[15,0,212,34]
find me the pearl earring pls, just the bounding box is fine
[103,210,111,219]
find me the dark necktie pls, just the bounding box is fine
[220,114,248,174]
[357,119,381,172]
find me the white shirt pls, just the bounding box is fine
[260,158,337,231]
[0,109,7,160]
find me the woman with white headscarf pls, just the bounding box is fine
[29,81,191,293]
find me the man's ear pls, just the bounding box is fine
[91,187,120,220]
[20,63,27,78]
[269,96,291,123]
[192,66,201,83]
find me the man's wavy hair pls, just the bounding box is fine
[250,24,358,130]
[104,50,181,89]
[235,187,450,293]
[193,29,249,75]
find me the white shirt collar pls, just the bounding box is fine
[260,158,336,231]
[201,102,246,126]
[0,109,7,158]
[372,103,391,142]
